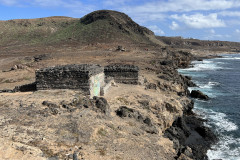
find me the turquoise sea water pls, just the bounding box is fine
[179,54,240,160]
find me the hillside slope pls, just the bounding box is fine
[0,10,165,47]
[0,16,78,46]
[49,10,164,45]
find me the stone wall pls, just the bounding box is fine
[36,64,104,97]
[104,64,139,84]
[100,77,114,96]
[89,72,105,98]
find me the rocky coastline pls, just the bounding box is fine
[162,53,218,160]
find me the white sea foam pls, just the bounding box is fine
[209,111,238,132]
[203,60,214,64]
[182,60,222,71]
[193,107,240,159]
[207,136,240,160]
[188,81,220,98]
[199,108,238,132]
[199,81,220,89]
[218,57,240,60]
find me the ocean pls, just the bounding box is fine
[178,54,240,160]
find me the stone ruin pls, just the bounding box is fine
[104,64,139,84]
[35,64,139,98]
[36,64,105,98]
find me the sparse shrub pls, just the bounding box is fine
[117,97,129,105]
[97,128,108,136]
[98,148,106,156]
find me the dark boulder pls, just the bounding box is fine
[190,90,209,100]
[195,126,218,142]
[116,46,126,51]
[160,60,172,66]
[34,54,50,62]
[182,100,194,115]
[42,101,60,115]
[116,106,151,126]
[116,106,139,119]
[93,97,110,114]
[42,101,59,108]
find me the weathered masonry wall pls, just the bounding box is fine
[89,72,105,97]
[36,64,104,98]
[104,64,139,84]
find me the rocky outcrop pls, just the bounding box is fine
[115,106,158,134]
[190,90,209,100]
[184,115,218,160]
[93,96,110,115]
[164,115,217,160]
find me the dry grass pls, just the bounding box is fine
[97,128,108,137]
[98,148,107,156]
[117,97,130,105]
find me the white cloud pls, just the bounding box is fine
[32,0,83,8]
[169,21,180,30]
[148,25,165,35]
[131,13,166,24]
[219,11,240,17]
[204,29,231,40]
[0,0,85,9]
[236,29,240,33]
[103,0,127,6]
[210,29,215,34]
[125,0,240,14]
[204,34,231,40]
[171,13,225,29]
[0,0,19,6]
[33,0,64,7]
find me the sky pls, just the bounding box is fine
[0,0,240,42]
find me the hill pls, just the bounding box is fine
[50,10,163,45]
[0,10,165,48]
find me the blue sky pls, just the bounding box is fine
[1,0,240,42]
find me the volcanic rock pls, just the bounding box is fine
[190,90,209,100]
